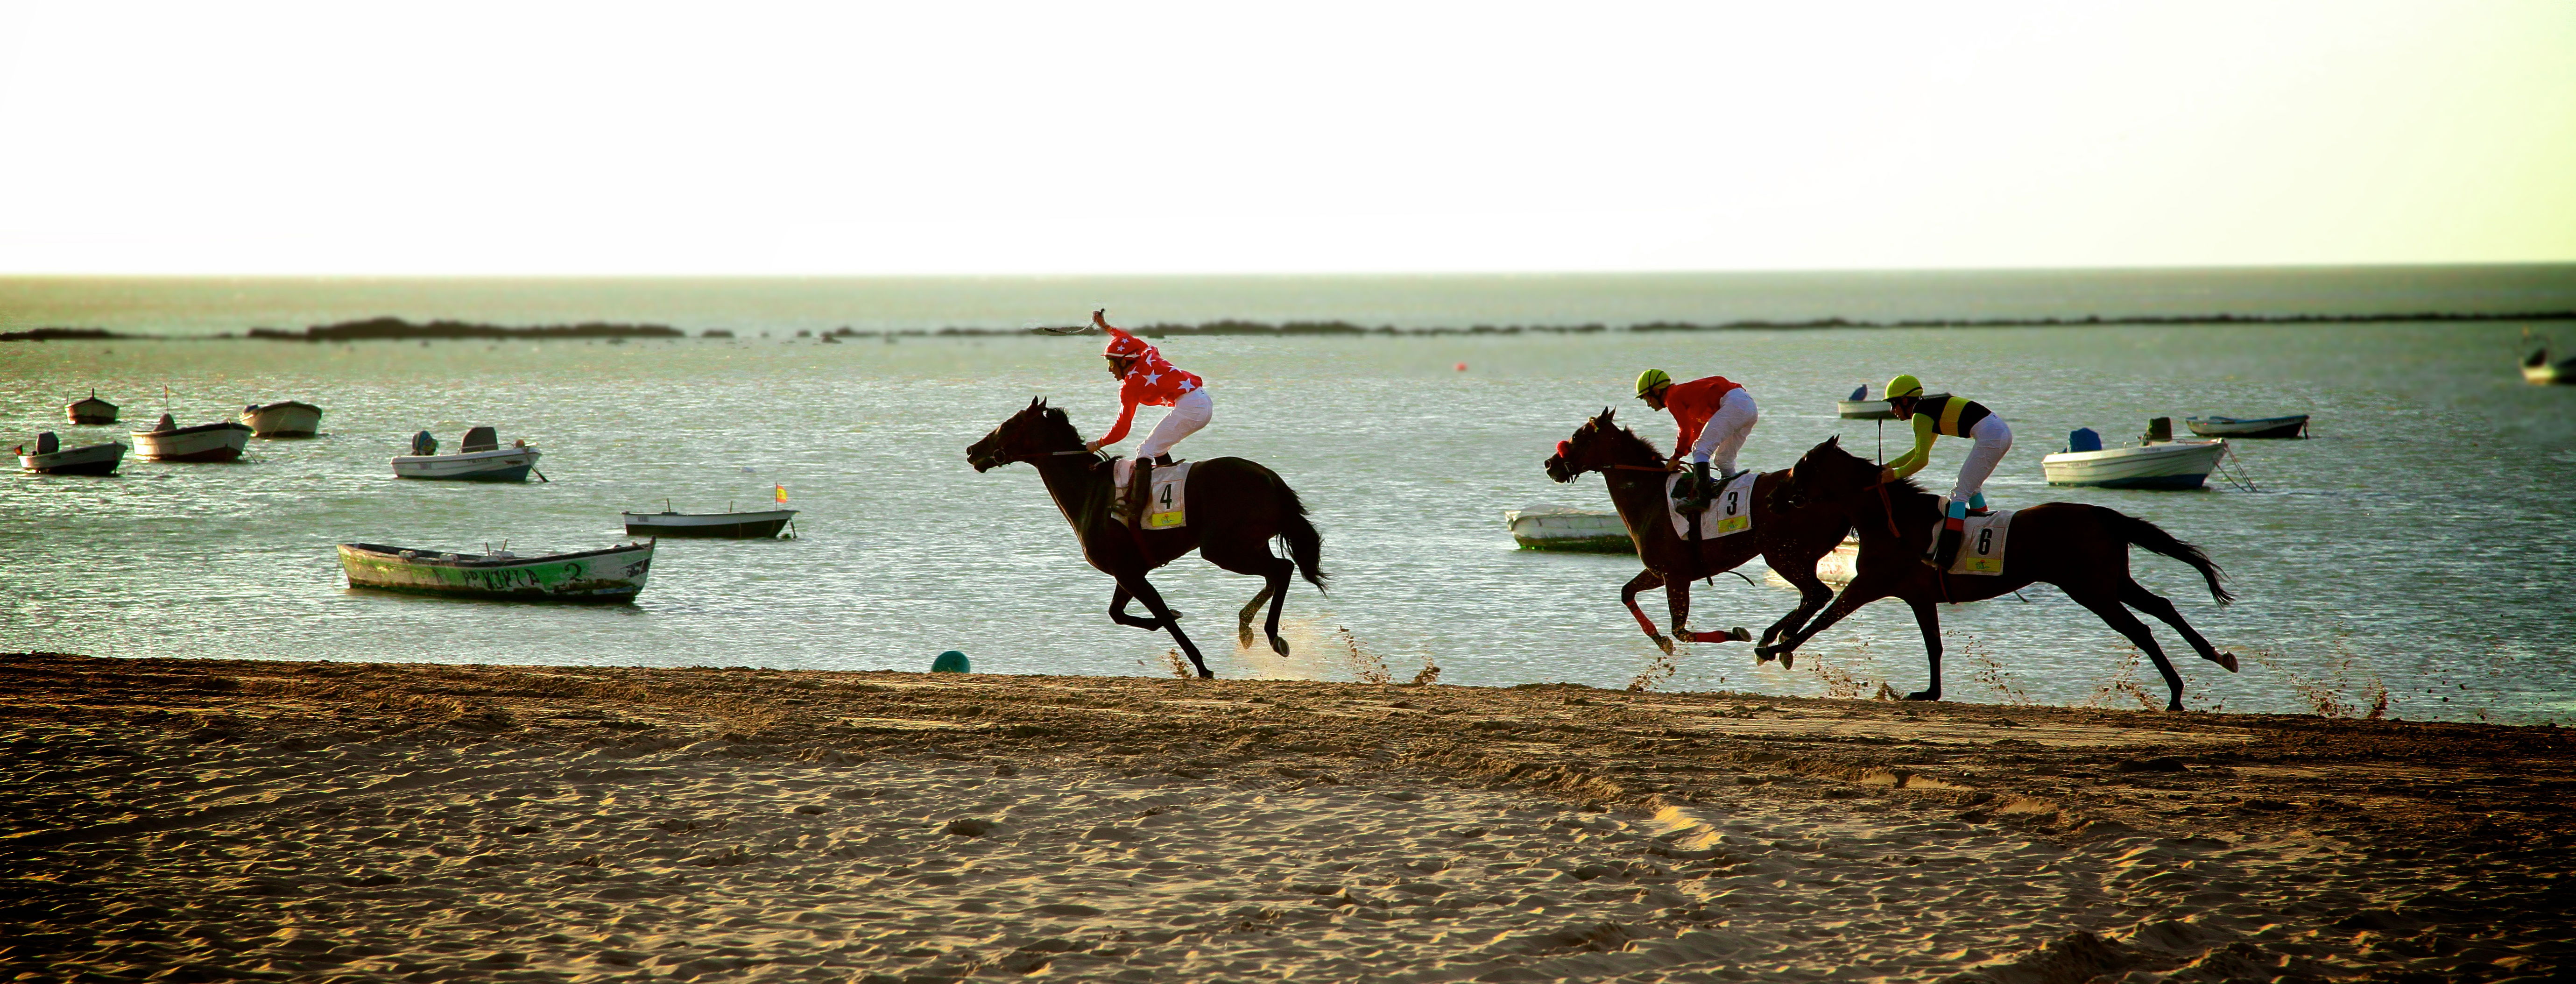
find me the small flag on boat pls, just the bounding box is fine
[774,483,788,504]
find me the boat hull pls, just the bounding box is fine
[67,399,118,425]
[338,542,653,602]
[1504,508,1635,553]
[393,447,541,481]
[2184,415,2306,439]
[2042,440,2227,489]
[241,402,323,438]
[19,442,127,475]
[132,423,252,462]
[622,510,796,538]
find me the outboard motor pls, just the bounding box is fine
[35,432,60,454]
[459,426,500,453]
[410,430,438,455]
[2067,427,2102,453]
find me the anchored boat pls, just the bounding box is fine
[2042,424,2227,489]
[1836,384,1949,420]
[338,541,655,602]
[392,426,543,481]
[131,414,253,462]
[16,432,127,475]
[240,401,324,438]
[1504,503,1634,552]
[622,507,798,538]
[2526,348,2576,386]
[65,390,119,425]
[2184,414,2308,439]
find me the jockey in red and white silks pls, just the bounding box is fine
[1081,311,1210,464]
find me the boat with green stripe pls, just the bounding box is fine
[338,541,655,602]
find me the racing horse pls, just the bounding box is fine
[1543,409,1851,657]
[1757,436,2239,710]
[967,397,1326,678]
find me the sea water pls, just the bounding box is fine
[3,272,2572,723]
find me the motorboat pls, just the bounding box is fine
[240,400,324,438]
[131,413,252,462]
[2526,348,2576,385]
[392,426,543,481]
[623,507,798,538]
[1836,384,1949,420]
[1504,503,1633,553]
[2042,423,2227,489]
[65,390,119,425]
[2184,415,2308,439]
[338,541,654,602]
[16,432,127,475]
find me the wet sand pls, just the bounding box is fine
[3,652,2569,983]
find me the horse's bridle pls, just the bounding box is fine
[997,449,1098,465]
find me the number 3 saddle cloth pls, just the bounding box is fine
[1664,469,1761,541]
[1929,505,2017,575]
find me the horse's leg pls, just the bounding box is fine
[1205,535,1295,657]
[1667,574,1750,644]
[1121,573,1210,678]
[1235,584,1274,649]
[1756,577,1892,669]
[1760,556,1836,650]
[1259,554,1292,656]
[2119,580,2237,672]
[1621,569,1674,655]
[1904,597,1944,701]
[1108,585,1164,631]
[2072,589,2187,710]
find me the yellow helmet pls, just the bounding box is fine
[1884,374,1924,400]
[1634,368,1672,398]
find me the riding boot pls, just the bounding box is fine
[1682,460,1714,513]
[1127,456,1154,529]
[1926,500,1968,568]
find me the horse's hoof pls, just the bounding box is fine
[1269,635,1290,657]
[2214,651,2240,673]
[1903,690,1938,701]
[1729,626,1752,643]
[1778,651,1795,670]
[2166,701,2185,712]
[1238,628,1256,648]
[1196,668,1215,680]
[1654,636,1675,656]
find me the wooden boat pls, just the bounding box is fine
[131,414,252,462]
[338,541,654,602]
[2525,348,2576,385]
[65,390,118,425]
[1765,534,1858,588]
[240,400,324,438]
[622,507,798,538]
[2185,414,2307,439]
[2043,438,2228,489]
[1836,385,1950,420]
[16,433,126,475]
[1504,503,1634,553]
[392,426,542,481]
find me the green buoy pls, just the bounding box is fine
[931,650,971,673]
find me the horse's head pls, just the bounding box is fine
[1772,435,1876,510]
[967,396,1082,473]
[1545,407,1646,483]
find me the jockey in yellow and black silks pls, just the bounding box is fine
[1881,374,2012,569]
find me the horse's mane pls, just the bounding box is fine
[1023,400,1086,447]
[1590,415,1666,465]
[1810,436,1941,513]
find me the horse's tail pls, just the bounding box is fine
[2103,508,2233,606]
[1270,475,1328,593]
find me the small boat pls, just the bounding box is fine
[16,432,127,475]
[622,507,798,538]
[131,414,253,462]
[1836,384,1949,420]
[2042,423,2228,489]
[65,390,119,425]
[2526,348,2576,386]
[1504,503,1634,553]
[240,400,324,438]
[2184,414,2307,439]
[1765,534,1858,588]
[392,426,543,481]
[338,541,654,602]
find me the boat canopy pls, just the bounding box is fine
[460,426,499,452]
[35,432,59,454]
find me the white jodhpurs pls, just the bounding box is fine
[1689,387,1757,474]
[1948,413,2012,504]
[1136,387,1213,460]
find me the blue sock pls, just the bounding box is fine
[1946,500,1968,520]
[1969,492,1986,511]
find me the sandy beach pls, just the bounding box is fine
[2,653,2569,983]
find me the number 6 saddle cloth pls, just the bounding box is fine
[1111,459,1194,530]
[1928,504,2017,575]
[1664,469,1762,541]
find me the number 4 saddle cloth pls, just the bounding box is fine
[1664,469,1762,541]
[1111,459,1194,530]
[1928,504,2017,575]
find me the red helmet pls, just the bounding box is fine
[1103,327,1150,359]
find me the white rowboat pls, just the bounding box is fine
[339,541,653,602]
[131,415,252,462]
[393,446,542,481]
[1504,503,1634,553]
[18,434,127,475]
[622,509,798,538]
[240,400,323,438]
[2042,439,2227,489]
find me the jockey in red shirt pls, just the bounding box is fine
[1080,310,1210,527]
[1634,368,1758,510]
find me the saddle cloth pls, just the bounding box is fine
[1929,504,2017,575]
[1112,459,1193,530]
[1666,469,1760,541]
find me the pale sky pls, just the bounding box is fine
[0,1,2569,275]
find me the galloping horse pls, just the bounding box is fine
[966,397,1326,678]
[1543,409,1851,656]
[1757,436,2239,709]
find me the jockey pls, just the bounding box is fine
[1881,374,2013,569]
[1080,310,1210,527]
[1634,368,1757,511]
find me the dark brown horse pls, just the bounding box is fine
[966,397,1326,678]
[1542,409,1850,656]
[1757,436,2239,709]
